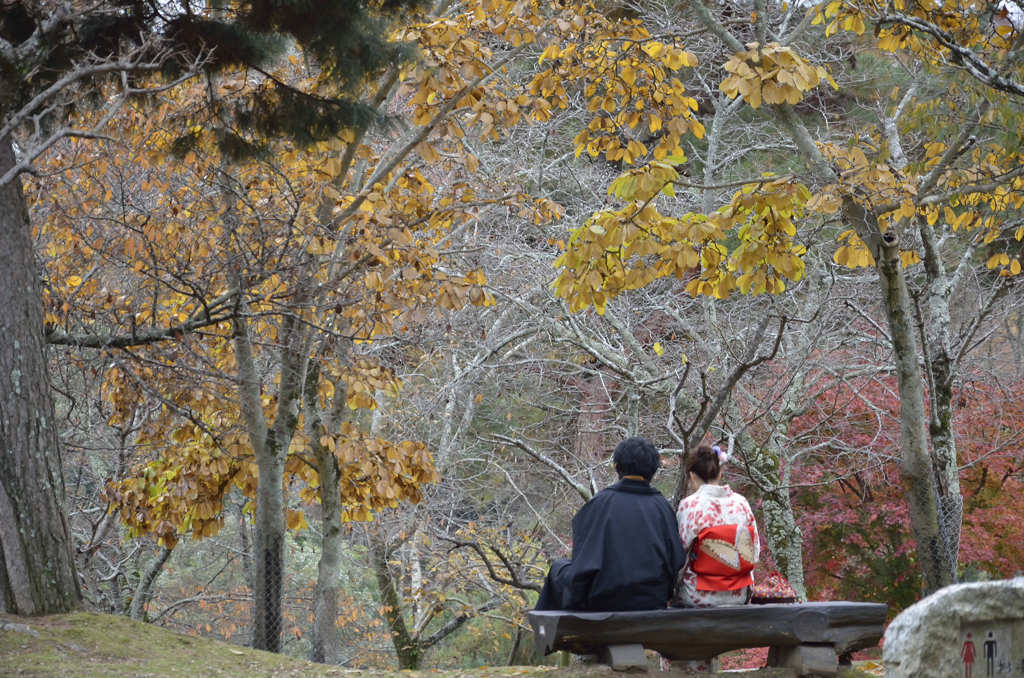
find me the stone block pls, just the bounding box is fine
[0,623,38,636]
[884,578,1024,678]
[770,643,837,677]
[599,643,648,672]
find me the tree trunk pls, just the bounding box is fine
[251,411,286,653]
[130,544,172,620]
[727,403,807,601]
[109,572,125,615]
[918,215,979,585]
[759,459,806,601]
[232,317,286,652]
[369,530,423,670]
[926,371,962,584]
[770,93,959,594]
[310,436,343,664]
[506,627,523,666]
[573,373,612,464]
[0,138,81,615]
[236,497,255,593]
[302,360,344,664]
[875,236,954,592]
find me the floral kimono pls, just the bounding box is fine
[675,483,760,609]
[662,483,760,672]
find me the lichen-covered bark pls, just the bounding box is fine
[310,437,343,664]
[918,216,962,582]
[760,479,806,600]
[0,138,81,615]
[762,94,958,592]
[727,403,806,601]
[875,235,954,591]
[307,365,343,664]
[232,316,286,652]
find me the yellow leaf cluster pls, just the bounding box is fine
[552,166,811,310]
[720,42,836,109]
[814,132,1024,273]
[987,252,1023,276]
[810,0,1009,65]
[330,422,441,515]
[818,143,917,212]
[37,77,482,547]
[833,230,877,268]
[516,4,703,164]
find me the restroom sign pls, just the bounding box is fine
[960,620,1024,677]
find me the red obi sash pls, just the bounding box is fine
[692,523,756,591]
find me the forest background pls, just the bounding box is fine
[1,0,1023,671]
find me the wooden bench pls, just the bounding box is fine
[528,602,888,676]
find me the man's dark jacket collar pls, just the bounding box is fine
[605,477,661,495]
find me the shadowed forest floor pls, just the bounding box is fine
[0,613,875,677]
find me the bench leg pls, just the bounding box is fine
[599,643,648,673]
[767,644,837,677]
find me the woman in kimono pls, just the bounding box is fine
[668,443,760,672]
[674,442,760,609]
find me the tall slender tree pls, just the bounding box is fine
[0,0,420,619]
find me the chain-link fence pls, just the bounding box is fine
[906,472,963,592]
[134,517,538,669]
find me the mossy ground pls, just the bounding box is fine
[0,613,875,677]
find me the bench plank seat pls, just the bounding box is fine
[529,602,887,668]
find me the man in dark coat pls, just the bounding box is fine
[535,437,686,611]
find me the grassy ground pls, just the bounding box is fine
[0,613,875,677]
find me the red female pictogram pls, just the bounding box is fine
[962,634,976,678]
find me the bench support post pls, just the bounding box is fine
[768,643,837,677]
[599,643,648,672]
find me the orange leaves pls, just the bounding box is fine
[720,43,835,110]
[322,156,343,177]
[364,270,386,291]
[514,5,700,166]
[900,249,921,268]
[640,41,694,70]
[434,272,496,311]
[395,1,550,139]
[703,179,809,295]
[812,1,866,38]
[607,159,682,202]
[806,190,842,215]
[553,158,697,312]
[36,3,529,561]
[104,350,440,545]
[810,133,1024,275]
[415,141,441,164]
[327,358,403,410]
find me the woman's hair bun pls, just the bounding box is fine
[686,442,721,484]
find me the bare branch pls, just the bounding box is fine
[485,434,593,502]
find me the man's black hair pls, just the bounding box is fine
[612,437,661,481]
